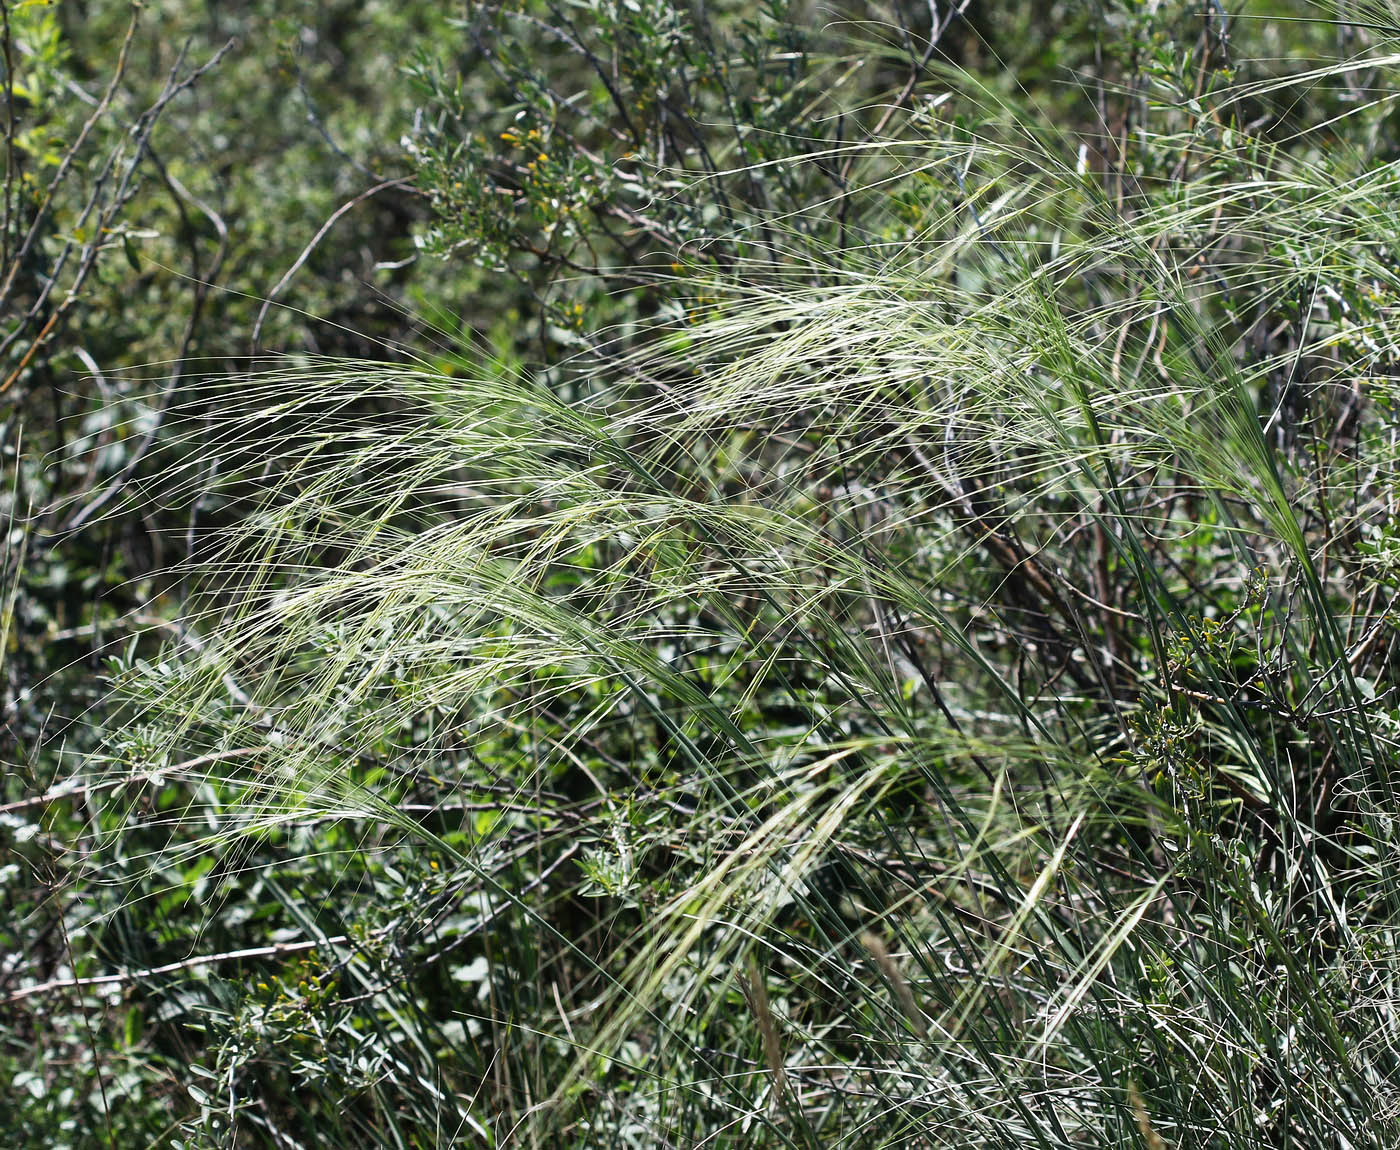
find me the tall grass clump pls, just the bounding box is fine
[93,5,1400,1146]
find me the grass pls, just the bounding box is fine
[23,6,1400,1146]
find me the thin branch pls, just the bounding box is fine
[5,936,351,1004]
[250,177,414,350]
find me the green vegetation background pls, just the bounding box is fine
[5,0,1400,1146]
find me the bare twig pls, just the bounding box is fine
[0,34,234,396]
[250,177,413,350]
[5,936,351,1004]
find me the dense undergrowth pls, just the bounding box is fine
[9,1,1400,1147]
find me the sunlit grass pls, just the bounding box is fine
[78,11,1400,1146]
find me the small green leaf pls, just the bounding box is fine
[124,1006,144,1048]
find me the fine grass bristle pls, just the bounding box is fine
[59,7,1400,1146]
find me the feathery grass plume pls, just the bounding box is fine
[98,8,1400,1145]
[1128,1079,1168,1150]
[740,954,791,1108]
